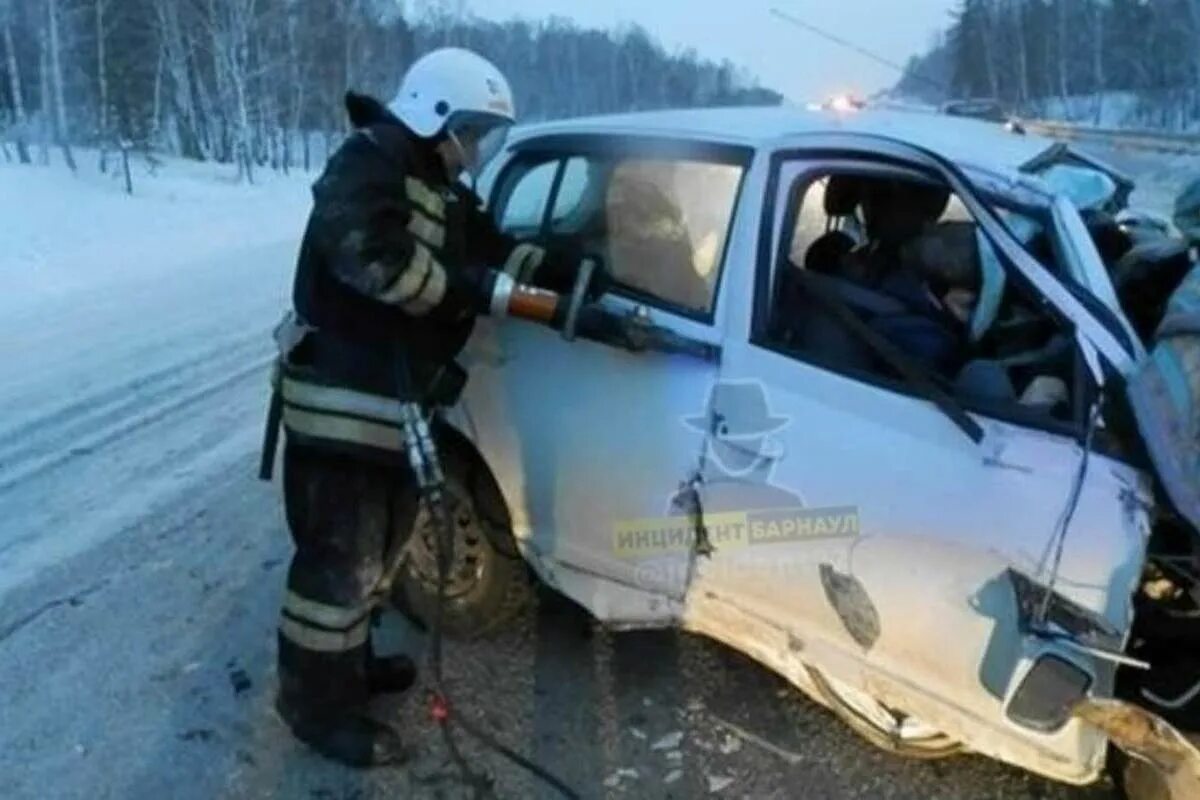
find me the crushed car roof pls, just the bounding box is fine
[513,105,1053,174]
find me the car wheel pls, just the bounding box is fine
[390,445,531,639]
[806,666,962,759]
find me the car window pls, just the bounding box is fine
[498,160,558,234]
[550,157,591,228]
[497,152,743,318]
[767,165,1084,429]
[602,158,742,314]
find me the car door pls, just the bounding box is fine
[682,151,1149,773]
[454,137,752,614]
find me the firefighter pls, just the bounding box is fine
[265,48,601,768]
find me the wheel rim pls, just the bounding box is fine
[408,491,489,599]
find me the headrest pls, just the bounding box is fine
[804,231,857,274]
[824,176,862,217]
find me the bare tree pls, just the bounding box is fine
[207,0,259,181]
[37,4,49,165]
[95,0,111,171]
[150,38,165,143]
[1055,0,1070,106]
[980,0,999,99]
[285,4,309,173]
[1186,0,1200,119]
[3,0,783,172]
[46,0,77,171]
[1090,0,1105,124]
[156,0,210,160]
[1,0,31,163]
[1009,0,1030,109]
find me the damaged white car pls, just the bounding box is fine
[388,107,1200,797]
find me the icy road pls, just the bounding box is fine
[0,143,1186,799]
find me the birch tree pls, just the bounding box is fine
[1056,0,1071,105]
[37,3,49,164]
[1090,0,1106,124]
[3,0,783,171]
[155,0,209,159]
[95,0,110,170]
[1,0,30,163]
[46,0,76,170]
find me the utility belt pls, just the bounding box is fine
[258,311,466,480]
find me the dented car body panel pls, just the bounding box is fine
[456,107,1194,788]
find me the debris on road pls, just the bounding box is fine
[707,774,735,793]
[651,731,684,751]
[706,712,807,765]
[603,767,640,788]
[227,666,252,695]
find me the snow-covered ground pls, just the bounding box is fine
[0,152,311,597]
[1036,91,1200,134]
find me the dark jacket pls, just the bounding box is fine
[290,92,522,399]
[264,93,588,469]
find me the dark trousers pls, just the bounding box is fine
[277,441,417,715]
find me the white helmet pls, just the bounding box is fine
[389,48,515,174]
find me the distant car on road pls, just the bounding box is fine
[941,97,1008,122]
[942,97,1026,133]
[387,104,1199,800]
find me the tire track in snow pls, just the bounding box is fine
[0,331,267,461]
[0,323,275,497]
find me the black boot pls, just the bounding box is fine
[368,653,418,696]
[275,692,412,768]
[276,629,411,768]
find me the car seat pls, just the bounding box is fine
[804,175,864,272]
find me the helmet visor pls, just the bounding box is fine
[448,112,512,176]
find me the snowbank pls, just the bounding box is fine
[0,150,313,311]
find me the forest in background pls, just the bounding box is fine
[896,0,1200,129]
[0,0,781,181]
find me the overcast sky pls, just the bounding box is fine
[466,0,958,103]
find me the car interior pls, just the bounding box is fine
[766,171,1089,427]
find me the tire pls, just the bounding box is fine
[389,434,532,639]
